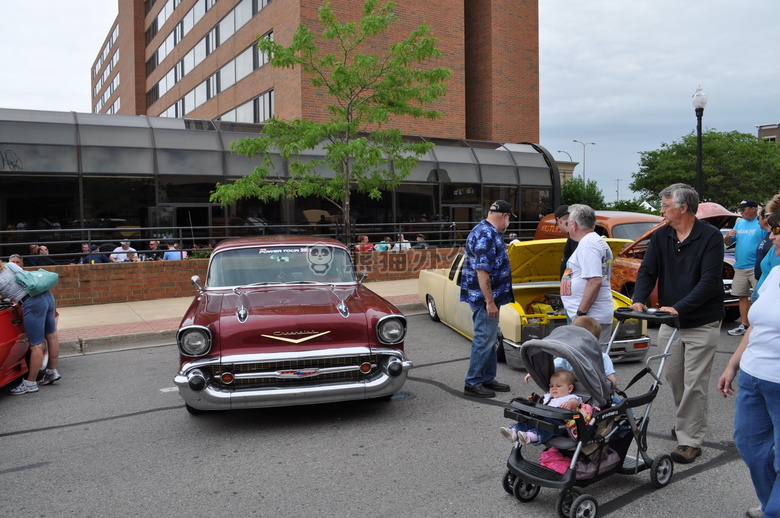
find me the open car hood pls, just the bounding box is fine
[508,238,632,283]
[619,202,738,258]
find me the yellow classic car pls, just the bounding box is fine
[418,238,649,369]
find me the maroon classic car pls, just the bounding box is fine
[174,236,412,414]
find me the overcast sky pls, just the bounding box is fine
[1,1,779,203]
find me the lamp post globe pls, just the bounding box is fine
[692,85,708,200]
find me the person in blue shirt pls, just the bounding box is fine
[460,200,515,398]
[81,244,111,264]
[752,212,780,303]
[725,199,767,336]
[163,242,183,260]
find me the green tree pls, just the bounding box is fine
[561,177,606,209]
[631,130,780,207]
[607,199,656,213]
[210,0,451,245]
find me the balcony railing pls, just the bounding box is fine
[0,219,539,265]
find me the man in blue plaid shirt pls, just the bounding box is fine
[461,200,515,398]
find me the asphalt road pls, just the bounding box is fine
[0,313,758,517]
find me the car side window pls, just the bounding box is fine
[449,253,463,282]
[595,225,609,237]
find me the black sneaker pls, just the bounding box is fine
[484,380,510,392]
[464,384,496,398]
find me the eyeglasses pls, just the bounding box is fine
[771,226,780,236]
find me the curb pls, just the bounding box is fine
[59,302,426,358]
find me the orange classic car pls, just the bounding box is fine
[535,211,663,241]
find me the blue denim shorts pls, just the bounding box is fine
[21,291,57,345]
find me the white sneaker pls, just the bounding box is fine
[500,427,518,442]
[9,380,38,395]
[515,431,532,445]
[40,369,61,385]
[728,324,747,336]
[746,505,764,518]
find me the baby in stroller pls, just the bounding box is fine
[500,368,581,445]
[500,316,612,446]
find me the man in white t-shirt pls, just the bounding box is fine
[110,241,136,262]
[560,204,614,346]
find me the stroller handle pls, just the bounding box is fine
[614,307,680,327]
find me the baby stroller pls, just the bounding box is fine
[502,308,679,518]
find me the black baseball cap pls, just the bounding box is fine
[488,200,517,218]
[554,205,570,219]
[737,199,758,208]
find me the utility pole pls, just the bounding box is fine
[615,179,621,202]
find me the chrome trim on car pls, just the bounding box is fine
[174,348,412,411]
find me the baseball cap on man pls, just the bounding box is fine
[554,205,570,219]
[90,244,100,251]
[737,199,758,209]
[488,200,517,218]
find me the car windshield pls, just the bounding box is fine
[611,222,661,241]
[206,245,356,287]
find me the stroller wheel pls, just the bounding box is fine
[512,477,540,502]
[501,470,516,495]
[650,454,674,488]
[556,489,581,518]
[570,494,598,518]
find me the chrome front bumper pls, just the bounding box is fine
[502,335,650,370]
[174,347,413,411]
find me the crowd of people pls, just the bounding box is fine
[461,189,778,518]
[10,240,191,268]
[354,233,430,252]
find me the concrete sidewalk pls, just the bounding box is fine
[57,278,423,356]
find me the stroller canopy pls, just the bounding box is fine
[520,325,611,408]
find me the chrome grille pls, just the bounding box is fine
[204,354,383,389]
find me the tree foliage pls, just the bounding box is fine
[210,0,451,244]
[607,199,656,213]
[561,177,606,210]
[631,130,780,207]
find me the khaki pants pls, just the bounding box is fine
[658,320,721,448]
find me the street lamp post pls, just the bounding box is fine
[692,85,708,201]
[572,140,595,183]
[557,150,572,162]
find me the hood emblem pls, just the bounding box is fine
[237,306,249,323]
[261,331,331,344]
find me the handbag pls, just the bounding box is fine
[14,268,59,297]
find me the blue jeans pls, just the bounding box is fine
[734,370,780,517]
[465,305,498,387]
[21,290,57,346]
[509,421,556,445]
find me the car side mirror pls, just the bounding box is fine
[190,275,203,292]
[358,271,368,284]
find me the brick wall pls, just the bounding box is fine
[353,247,463,282]
[36,247,462,308]
[38,260,209,308]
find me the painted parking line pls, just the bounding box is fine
[160,387,178,393]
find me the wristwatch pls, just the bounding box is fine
[576,309,587,316]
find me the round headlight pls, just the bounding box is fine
[377,317,406,345]
[179,327,211,356]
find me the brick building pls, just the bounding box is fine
[91,0,539,144]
